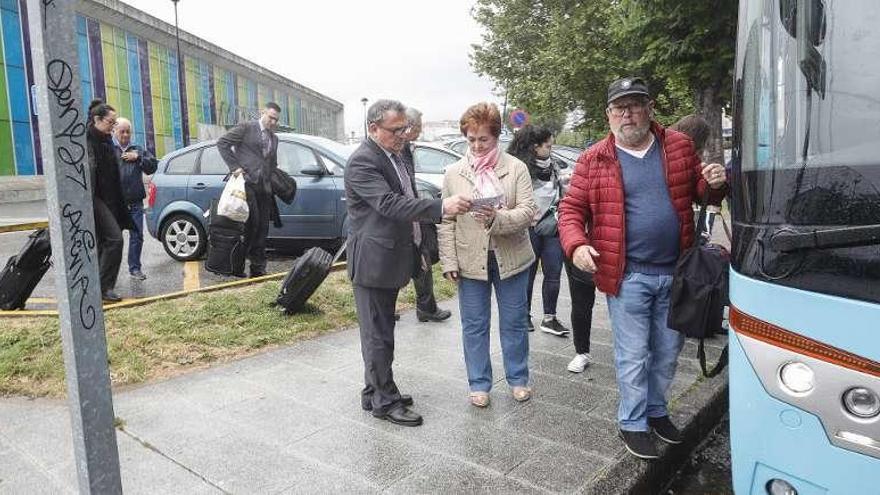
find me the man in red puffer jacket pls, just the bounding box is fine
[558,77,728,460]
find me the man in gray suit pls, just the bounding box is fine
[218,101,281,277]
[346,99,470,426]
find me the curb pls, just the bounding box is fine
[0,221,49,233]
[584,367,729,495]
[0,262,347,317]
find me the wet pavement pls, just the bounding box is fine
[666,415,733,494]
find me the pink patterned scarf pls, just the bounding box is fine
[468,145,505,205]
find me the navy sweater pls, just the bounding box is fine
[616,140,680,275]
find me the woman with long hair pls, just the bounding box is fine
[507,125,570,336]
[439,102,536,407]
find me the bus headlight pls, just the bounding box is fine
[779,362,814,394]
[843,387,880,418]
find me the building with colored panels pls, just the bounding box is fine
[0,0,343,176]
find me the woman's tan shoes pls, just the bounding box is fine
[512,386,532,402]
[469,391,490,408]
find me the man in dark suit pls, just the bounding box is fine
[345,99,470,426]
[218,102,281,277]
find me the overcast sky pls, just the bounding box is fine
[121,0,501,137]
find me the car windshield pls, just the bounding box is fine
[553,148,581,161]
[298,135,353,162]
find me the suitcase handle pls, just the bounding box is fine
[331,239,347,265]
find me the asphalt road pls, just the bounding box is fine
[665,415,733,494]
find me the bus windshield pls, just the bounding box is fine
[733,0,880,303]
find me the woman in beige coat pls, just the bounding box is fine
[439,102,537,407]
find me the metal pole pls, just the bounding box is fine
[173,0,189,146]
[501,81,509,133]
[361,97,368,138]
[26,0,122,492]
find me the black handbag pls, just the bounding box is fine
[533,169,563,237]
[270,167,298,205]
[534,205,558,236]
[667,192,729,377]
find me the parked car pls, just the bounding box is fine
[408,141,461,188]
[146,134,440,261]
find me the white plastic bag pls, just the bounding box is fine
[217,174,249,223]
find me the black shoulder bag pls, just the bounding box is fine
[667,191,730,377]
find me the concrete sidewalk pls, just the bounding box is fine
[0,283,727,494]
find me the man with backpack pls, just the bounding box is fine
[558,77,727,459]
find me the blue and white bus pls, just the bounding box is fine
[730,0,880,493]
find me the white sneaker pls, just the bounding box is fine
[567,353,591,373]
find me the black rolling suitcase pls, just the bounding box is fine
[0,228,52,310]
[205,206,247,277]
[275,241,346,315]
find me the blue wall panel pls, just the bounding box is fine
[1,0,34,175]
[126,33,146,147]
[168,51,183,149]
[76,15,93,117]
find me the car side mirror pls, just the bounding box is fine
[300,166,325,176]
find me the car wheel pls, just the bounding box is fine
[160,213,207,261]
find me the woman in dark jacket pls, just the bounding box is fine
[87,99,130,302]
[508,125,571,336]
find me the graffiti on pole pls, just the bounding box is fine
[27,0,122,492]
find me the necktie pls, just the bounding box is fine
[261,129,272,158]
[391,154,422,246]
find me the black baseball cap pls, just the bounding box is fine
[607,77,650,104]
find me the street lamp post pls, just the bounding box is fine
[361,97,368,139]
[172,0,189,146]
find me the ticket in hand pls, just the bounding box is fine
[469,195,502,212]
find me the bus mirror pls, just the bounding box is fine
[779,0,826,46]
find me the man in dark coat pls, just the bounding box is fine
[113,118,158,281]
[345,99,470,426]
[218,102,281,277]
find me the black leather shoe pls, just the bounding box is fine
[376,406,423,427]
[249,270,267,278]
[417,308,452,322]
[362,394,413,411]
[102,291,122,303]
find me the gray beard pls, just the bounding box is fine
[614,124,651,148]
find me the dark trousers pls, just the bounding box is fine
[527,228,565,316]
[354,284,403,415]
[412,263,438,313]
[126,202,144,273]
[93,198,123,293]
[565,259,597,354]
[244,183,272,274]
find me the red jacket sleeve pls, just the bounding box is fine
[558,152,593,260]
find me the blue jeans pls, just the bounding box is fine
[527,228,564,316]
[606,272,684,431]
[458,252,530,392]
[127,202,145,273]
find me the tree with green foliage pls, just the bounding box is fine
[471,0,736,161]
